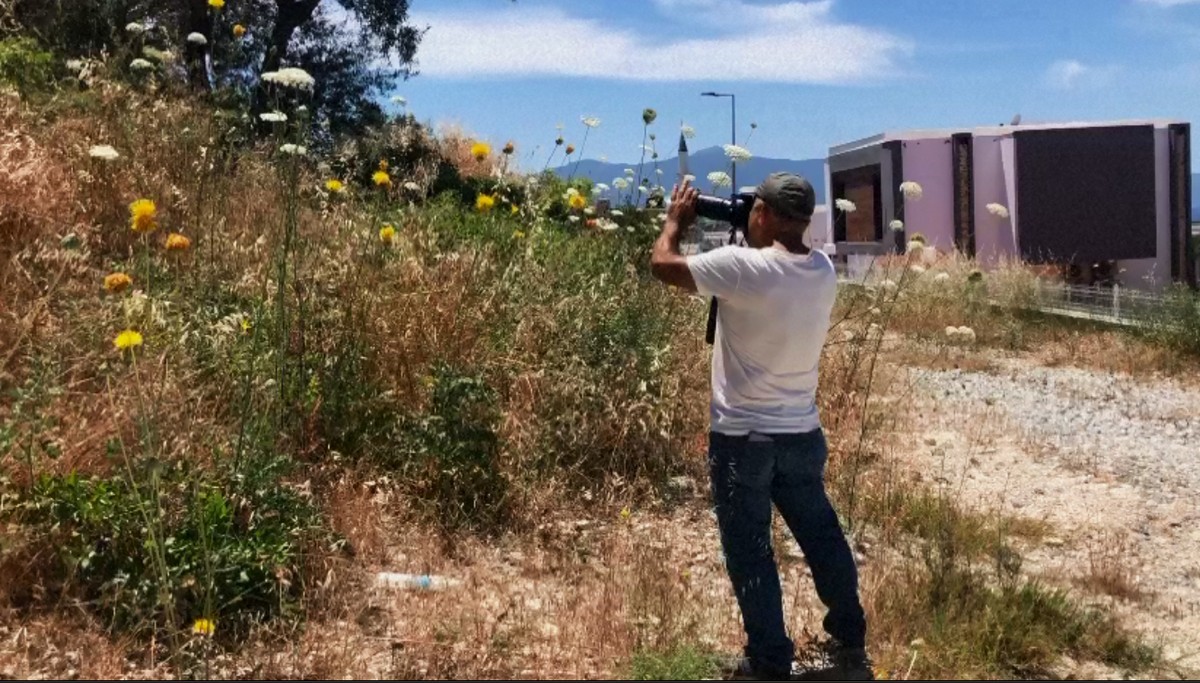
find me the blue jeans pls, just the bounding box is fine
[709,429,866,673]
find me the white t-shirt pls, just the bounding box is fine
[687,245,837,435]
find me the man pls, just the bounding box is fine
[650,174,872,681]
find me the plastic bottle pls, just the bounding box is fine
[374,572,461,591]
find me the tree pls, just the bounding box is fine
[11,0,423,136]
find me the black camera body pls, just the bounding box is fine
[695,190,757,230]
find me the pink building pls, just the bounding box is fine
[813,120,1196,290]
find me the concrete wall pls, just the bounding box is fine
[899,137,955,250]
[972,134,1019,267]
[1117,127,1172,290]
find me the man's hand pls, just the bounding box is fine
[667,178,700,231]
[650,179,700,292]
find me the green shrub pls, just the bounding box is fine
[20,451,322,640]
[0,38,55,95]
[1137,284,1200,355]
[397,362,508,531]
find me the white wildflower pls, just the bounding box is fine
[638,186,649,194]
[683,174,696,183]
[581,116,601,128]
[624,168,635,176]
[881,279,898,292]
[986,203,1010,218]
[656,169,663,176]
[565,187,580,198]
[611,210,624,217]
[910,264,926,274]
[869,307,881,317]
[598,219,619,231]
[65,59,84,73]
[568,215,580,223]
[186,32,207,46]
[584,207,595,216]
[889,219,904,231]
[403,181,421,191]
[596,183,610,192]
[708,171,732,188]
[591,187,603,196]
[836,199,857,213]
[681,124,696,139]
[262,67,315,91]
[933,272,951,283]
[130,58,155,72]
[259,111,288,123]
[723,144,752,163]
[906,240,924,254]
[900,181,923,200]
[613,178,630,190]
[279,143,307,155]
[88,145,120,161]
[126,22,146,34]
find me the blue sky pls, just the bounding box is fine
[381,0,1200,167]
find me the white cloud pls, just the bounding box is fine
[1135,0,1200,6]
[411,1,911,84]
[1043,59,1119,90]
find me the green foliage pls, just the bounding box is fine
[628,644,721,680]
[20,451,322,639]
[397,362,508,532]
[0,37,55,95]
[1137,284,1200,355]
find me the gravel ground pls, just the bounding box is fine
[915,359,1200,502]
[907,356,1200,675]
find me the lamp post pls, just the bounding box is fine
[701,91,736,193]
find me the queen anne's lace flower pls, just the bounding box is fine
[987,203,1010,218]
[723,144,753,163]
[259,111,287,123]
[581,116,601,128]
[262,67,315,91]
[900,181,923,200]
[836,199,857,213]
[708,171,732,188]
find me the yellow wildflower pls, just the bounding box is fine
[325,179,345,193]
[510,204,519,216]
[373,170,391,187]
[207,0,224,8]
[475,194,495,213]
[192,618,216,636]
[568,194,587,211]
[379,224,396,244]
[129,199,157,234]
[512,230,525,239]
[240,317,252,334]
[103,272,133,293]
[113,329,144,351]
[619,506,631,521]
[470,141,490,162]
[165,233,191,251]
[232,24,246,38]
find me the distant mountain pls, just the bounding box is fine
[554,146,827,203]
[1192,174,1200,221]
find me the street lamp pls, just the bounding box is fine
[701,91,736,193]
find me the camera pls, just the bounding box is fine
[695,190,757,230]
